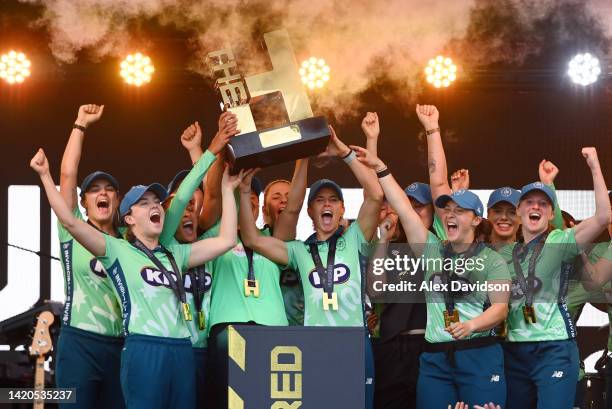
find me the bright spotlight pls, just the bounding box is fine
[0,50,31,85]
[299,57,330,90]
[568,53,601,86]
[120,52,154,86]
[425,55,457,88]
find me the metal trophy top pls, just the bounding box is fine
[207,29,330,172]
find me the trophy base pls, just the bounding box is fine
[226,116,330,172]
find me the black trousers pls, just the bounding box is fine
[373,334,424,409]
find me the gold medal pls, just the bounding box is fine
[443,310,459,327]
[198,310,206,330]
[322,292,339,311]
[244,279,260,298]
[523,305,537,324]
[182,303,192,321]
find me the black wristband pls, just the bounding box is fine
[376,168,391,178]
[72,123,87,132]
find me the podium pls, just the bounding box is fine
[213,325,366,409]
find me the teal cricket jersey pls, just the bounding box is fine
[567,242,611,321]
[206,222,288,328]
[158,149,216,348]
[57,207,123,336]
[285,221,369,327]
[99,235,192,338]
[422,232,511,343]
[501,228,580,342]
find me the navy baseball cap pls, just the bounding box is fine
[519,182,556,206]
[166,170,190,195]
[434,189,484,217]
[404,182,432,205]
[487,187,521,209]
[307,179,344,204]
[80,171,119,197]
[251,177,263,197]
[119,183,168,218]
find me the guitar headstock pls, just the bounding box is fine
[30,311,54,357]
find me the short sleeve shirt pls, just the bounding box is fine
[57,207,123,336]
[99,235,192,338]
[285,222,368,327]
[422,232,511,343]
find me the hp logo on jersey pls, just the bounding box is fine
[140,267,179,288]
[308,264,351,288]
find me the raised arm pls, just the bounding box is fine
[239,171,289,265]
[538,159,564,230]
[273,158,309,241]
[161,121,232,245]
[199,112,238,231]
[353,146,429,248]
[416,104,452,204]
[323,126,383,241]
[59,104,104,210]
[188,167,241,268]
[574,148,611,245]
[361,112,380,157]
[31,149,106,256]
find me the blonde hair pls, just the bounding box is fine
[263,179,291,205]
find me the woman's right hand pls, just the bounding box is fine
[30,148,50,176]
[350,145,386,171]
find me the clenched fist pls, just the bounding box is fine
[538,160,559,185]
[75,104,104,128]
[361,112,380,140]
[581,147,600,169]
[181,122,202,152]
[30,148,50,176]
[416,104,439,131]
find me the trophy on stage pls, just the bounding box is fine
[207,29,331,171]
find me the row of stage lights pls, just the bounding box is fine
[0,50,606,89]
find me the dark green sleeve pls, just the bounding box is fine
[160,150,216,246]
[432,214,447,240]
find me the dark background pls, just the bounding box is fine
[0,0,610,297]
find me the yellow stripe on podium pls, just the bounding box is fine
[228,325,246,371]
[228,386,244,409]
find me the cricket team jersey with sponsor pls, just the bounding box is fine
[285,221,368,327]
[57,207,123,336]
[207,222,288,328]
[501,228,580,342]
[422,232,511,343]
[99,235,192,338]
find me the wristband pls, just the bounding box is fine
[340,149,352,159]
[72,123,87,132]
[425,127,440,136]
[342,150,356,164]
[376,168,391,178]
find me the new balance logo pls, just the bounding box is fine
[551,371,564,378]
[490,375,500,382]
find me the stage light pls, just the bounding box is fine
[425,55,457,88]
[299,57,330,90]
[120,52,154,86]
[568,53,601,86]
[0,50,31,85]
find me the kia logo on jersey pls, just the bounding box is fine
[183,271,212,294]
[140,267,179,288]
[308,264,351,288]
[89,257,107,278]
